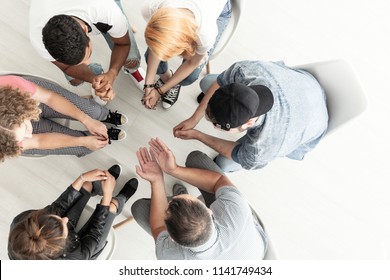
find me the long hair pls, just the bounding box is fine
[165,197,213,247]
[0,86,40,161]
[8,210,67,260]
[145,8,198,61]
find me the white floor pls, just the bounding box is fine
[1,0,390,260]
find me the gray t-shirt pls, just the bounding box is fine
[155,186,267,259]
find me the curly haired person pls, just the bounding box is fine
[0,74,127,161]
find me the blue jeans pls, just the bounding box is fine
[65,0,141,82]
[144,0,232,86]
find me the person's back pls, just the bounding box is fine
[156,186,267,260]
[217,60,329,169]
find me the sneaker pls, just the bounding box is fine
[108,164,122,180]
[123,67,145,91]
[172,183,188,196]
[162,84,181,109]
[91,164,121,196]
[116,178,138,202]
[197,92,205,104]
[102,110,128,126]
[107,127,127,144]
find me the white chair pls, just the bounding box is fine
[297,59,368,135]
[249,206,280,260]
[76,205,117,260]
[206,0,244,74]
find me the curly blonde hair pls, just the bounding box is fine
[145,8,198,61]
[0,86,41,162]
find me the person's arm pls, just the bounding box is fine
[135,147,168,240]
[52,61,96,83]
[23,133,108,151]
[32,84,108,138]
[91,33,130,96]
[159,54,205,93]
[142,50,165,109]
[78,171,115,259]
[174,129,238,160]
[173,80,220,135]
[148,138,236,194]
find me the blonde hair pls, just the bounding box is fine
[9,210,67,260]
[0,86,41,161]
[145,8,198,61]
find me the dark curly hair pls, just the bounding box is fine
[0,86,41,162]
[42,14,90,65]
[165,197,213,247]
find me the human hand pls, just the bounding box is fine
[83,135,108,151]
[135,147,163,183]
[101,170,116,197]
[172,129,199,140]
[142,88,160,109]
[148,137,177,174]
[173,116,199,137]
[92,73,116,100]
[83,117,108,139]
[80,169,108,182]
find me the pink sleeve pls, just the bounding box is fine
[0,75,37,96]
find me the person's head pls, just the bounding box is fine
[42,15,91,65]
[165,194,213,247]
[0,86,40,162]
[8,209,68,260]
[206,83,274,133]
[145,8,198,61]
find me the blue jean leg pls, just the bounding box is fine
[102,0,141,68]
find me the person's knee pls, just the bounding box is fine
[131,199,149,219]
[185,150,205,167]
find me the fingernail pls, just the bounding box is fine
[104,177,108,180]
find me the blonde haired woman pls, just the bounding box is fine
[141,0,232,109]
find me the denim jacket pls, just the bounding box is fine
[217,60,328,170]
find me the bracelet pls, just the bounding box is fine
[143,83,155,90]
[154,86,165,96]
[80,174,85,183]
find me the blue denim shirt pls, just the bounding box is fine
[217,60,328,170]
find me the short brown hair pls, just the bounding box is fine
[8,209,67,260]
[0,86,41,161]
[165,197,212,247]
[145,8,198,61]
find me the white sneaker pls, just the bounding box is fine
[91,87,107,106]
[123,67,145,91]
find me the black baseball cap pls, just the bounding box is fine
[207,83,274,130]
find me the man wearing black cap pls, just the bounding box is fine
[174,60,328,172]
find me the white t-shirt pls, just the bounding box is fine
[29,0,128,61]
[141,0,228,55]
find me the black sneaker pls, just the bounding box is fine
[172,183,188,196]
[108,164,121,180]
[117,178,138,202]
[197,92,205,104]
[102,110,128,126]
[162,84,181,109]
[91,164,121,196]
[107,127,127,144]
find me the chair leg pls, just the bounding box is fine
[206,61,211,74]
[113,216,134,230]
